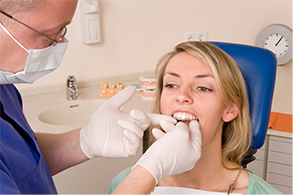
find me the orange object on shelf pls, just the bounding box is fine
[268,112,293,133]
[100,82,108,98]
[100,82,124,98]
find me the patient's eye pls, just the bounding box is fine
[198,86,212,92]
[164,83,177,89]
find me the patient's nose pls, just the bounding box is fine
[176,87,193,104]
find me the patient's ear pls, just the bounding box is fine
[222,102,238,122]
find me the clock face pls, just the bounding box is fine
[256,24,292,65]
[264,33,289,58]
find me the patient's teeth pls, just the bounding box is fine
[182,113,186,120]
[173,112,198,122]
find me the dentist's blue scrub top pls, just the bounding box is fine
[0,84,57,194]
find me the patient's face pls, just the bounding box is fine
[160,52,230,146]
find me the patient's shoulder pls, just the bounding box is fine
[232,169,249,194]
[246,171,283,194]
[109,166,132,194]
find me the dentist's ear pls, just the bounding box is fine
[222,102,239,122]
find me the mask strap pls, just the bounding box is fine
[0,22,29,53]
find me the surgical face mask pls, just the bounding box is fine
[0,23,68,84]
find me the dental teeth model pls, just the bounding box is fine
[173,112,199,122]
[139,75,157,90]
[139,75,157,100]
[100,82,124,98]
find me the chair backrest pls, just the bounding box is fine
[209,42,277,149]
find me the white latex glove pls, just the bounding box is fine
[135,120,202,184]
[80,86,176,159]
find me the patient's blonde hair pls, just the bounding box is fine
[143,41,252,166]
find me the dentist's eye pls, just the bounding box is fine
[198,86,212,92]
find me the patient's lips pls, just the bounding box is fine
[173,112,199,122]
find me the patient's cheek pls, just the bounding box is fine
[160,99,170,116]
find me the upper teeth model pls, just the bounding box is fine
[139,75,157,91]
[173,112,198,122]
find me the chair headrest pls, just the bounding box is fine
[209,42,277,149]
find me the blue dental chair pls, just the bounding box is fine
[209,42,277,166]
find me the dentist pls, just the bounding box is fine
[0,0,202,194]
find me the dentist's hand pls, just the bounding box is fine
[135,120,202,184]
[80,86,176,159]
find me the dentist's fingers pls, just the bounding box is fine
[107,86,136,108]
[123,130,141,156]
[153,120,188,140]
[159,120,177,133]
[155,120,200,140]
[129,109,152,130]
[147,113,177,126]
[189,120,202,150]
[129,110,177,130]
[152,128,165,140]
[189,120,201,139]
[118,120,144,139]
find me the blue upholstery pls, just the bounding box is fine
[209,42,277,149]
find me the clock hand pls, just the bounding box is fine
[275,36,283,46]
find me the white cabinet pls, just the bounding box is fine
[267,136,292,194]
[248,135,293,194]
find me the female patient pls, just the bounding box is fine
[109,42,282,194]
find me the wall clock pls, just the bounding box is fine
[256,24,292,65]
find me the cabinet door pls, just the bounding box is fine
[267,135,293,193]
